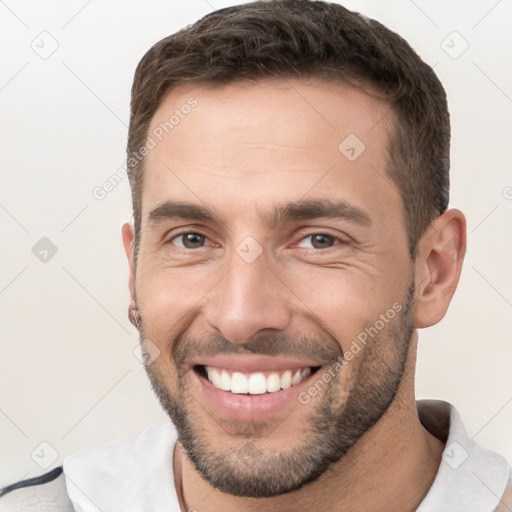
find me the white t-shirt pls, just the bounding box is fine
[63,399,511,512]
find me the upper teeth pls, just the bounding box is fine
[205,366,312,394]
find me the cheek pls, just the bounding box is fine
[136,260,218,315]
[281,266,386,351]
[135,249,408,358]
[135,263,226,356]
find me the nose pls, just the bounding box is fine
[203,249,291,344]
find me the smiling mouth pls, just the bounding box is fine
[194,364,322,395]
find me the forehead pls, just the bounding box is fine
[142,79,402,232]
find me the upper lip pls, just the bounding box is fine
[189,355,323,373]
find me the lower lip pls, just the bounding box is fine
[192,367,320,422]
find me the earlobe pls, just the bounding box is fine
[413,209,467,328]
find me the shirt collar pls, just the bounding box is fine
[64,399,510,511]
[416,399,510,512]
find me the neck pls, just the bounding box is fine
[175,333,444,512]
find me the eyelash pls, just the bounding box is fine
[167,230,347,252]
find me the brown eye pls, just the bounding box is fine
[171,232,207,249]
[297,234,337,250]
[311,234,335,249]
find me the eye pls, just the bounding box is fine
[296,233,340,250]
[169,232,211,249]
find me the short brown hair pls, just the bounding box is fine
[127,0,450,262]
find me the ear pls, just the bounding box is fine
[413,209,467,328]
[122,221,136,306]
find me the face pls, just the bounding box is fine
[125,79,416,497]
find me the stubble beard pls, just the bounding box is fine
[140,281,416,498]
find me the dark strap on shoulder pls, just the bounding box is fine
[0,466,63,497]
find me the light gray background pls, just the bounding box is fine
[1,0,511,486]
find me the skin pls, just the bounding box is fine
[122,79,467,511]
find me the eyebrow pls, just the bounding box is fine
[147,199,372,228]
[148,201,220,225]
[269,198,372,227]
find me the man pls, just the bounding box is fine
[2,0,510,510]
